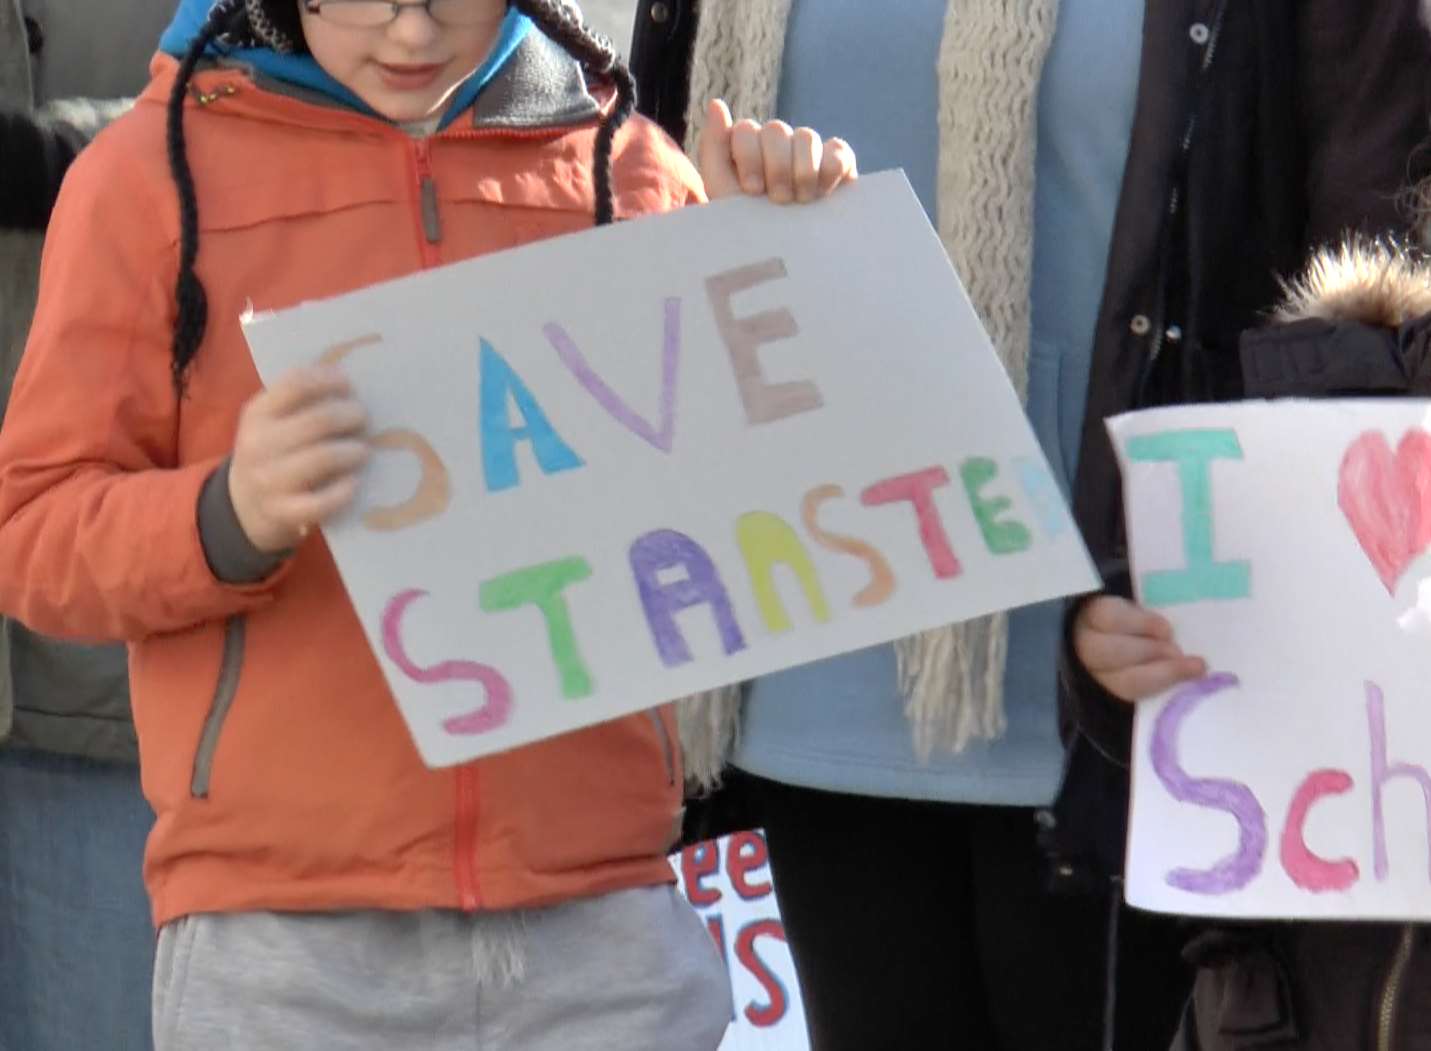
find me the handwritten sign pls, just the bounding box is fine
[674,833,809,1051]
[243,172,1097,767]
[1117,400,1431,919]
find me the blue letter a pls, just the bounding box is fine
[480,339,584,492]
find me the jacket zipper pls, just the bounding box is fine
[411,138,443,267]
[403,121,603,912]
[406,136,480,909]
[455,764,480,910]
[1135,1,1228,401]
[190,616,247,798]
[1377,925,1415,1051]
[405,122,608,272]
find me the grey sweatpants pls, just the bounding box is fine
[152,885,732,1050]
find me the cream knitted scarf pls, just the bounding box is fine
[677,0,1059,789]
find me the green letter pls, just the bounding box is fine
[960,458,1032,555]
[1127,429,1250,606]
[480,557,595,698]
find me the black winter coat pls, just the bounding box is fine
[629,0,1431,890]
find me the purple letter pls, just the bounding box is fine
[630,529,747,667]
[545,298,681,453]
[1150,673,1266,893]
[1368,681,1431,881]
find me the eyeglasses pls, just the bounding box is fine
[303,0,500,29]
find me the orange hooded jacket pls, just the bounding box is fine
[0,31,705,927]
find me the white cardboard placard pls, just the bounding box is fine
[1116,400,1431,918]
[244,172,1097,767]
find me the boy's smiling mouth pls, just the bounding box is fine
[376,61,448,91]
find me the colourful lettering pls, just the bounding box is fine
[735,919,790,1028]
[1126,429,1250,606]
[705,914,732,981]
[479,340,584,492]
[380,589,513,735]
[317,333,383,367]
[315,334,451,532]
[960,457,1033,555]
[629,529,747,667]
[681,842,722,907]
[706,258,822,425]
[727,831,774,900]
[363,430,451,532]
[861,467,961,579]
[736,511,832,634]
[801,484,896,607]
[479,558,595,699]
[1368,681,1431,881]
[1280,769,1359,893]
[544,297,681,453]
[1150,673,1266,893]
[1014,457,1070,539]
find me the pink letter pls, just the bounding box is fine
[861,467,961,579]
[381,589,513,735]
[1280,769,1359,892]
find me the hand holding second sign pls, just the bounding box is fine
[229,367,370,554]
[1073,595,1208,703]
[698,99,858,204]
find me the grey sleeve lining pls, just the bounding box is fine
[198,460,289,585]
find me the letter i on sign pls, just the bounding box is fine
[1127,429,1251,606]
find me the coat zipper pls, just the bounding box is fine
[411,138,443,267]
[404,121,602,912]
[455,765,480,911]
[405,122,609,274]
[1136,1,1228,399]
[190,616,247,798]
[406,136,485,908]
[1377,925,1415,1051]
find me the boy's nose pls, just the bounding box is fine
[386,4,442,48]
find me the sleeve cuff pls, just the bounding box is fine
[197,459,290,585]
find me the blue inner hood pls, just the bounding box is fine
[158,0,531,129]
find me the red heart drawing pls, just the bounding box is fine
[1339,430,1431,592]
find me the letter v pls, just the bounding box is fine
[544,298,680,453]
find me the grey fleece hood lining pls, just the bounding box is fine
[213,26,602,132]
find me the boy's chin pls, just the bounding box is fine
[351,80,455,125]
[364,96,447,125]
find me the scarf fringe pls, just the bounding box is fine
[895,615,1009,760]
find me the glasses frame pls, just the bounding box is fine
[302,0,492,29]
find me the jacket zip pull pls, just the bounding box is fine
[414,140,443,245]
[1378,925,1415,1051]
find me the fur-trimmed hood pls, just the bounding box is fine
[1276,240,1431,328]
[1241,241,1431,403]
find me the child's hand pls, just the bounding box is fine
[698,99,857,204]
[1072,596,1208,703]
[228,367,370,553]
